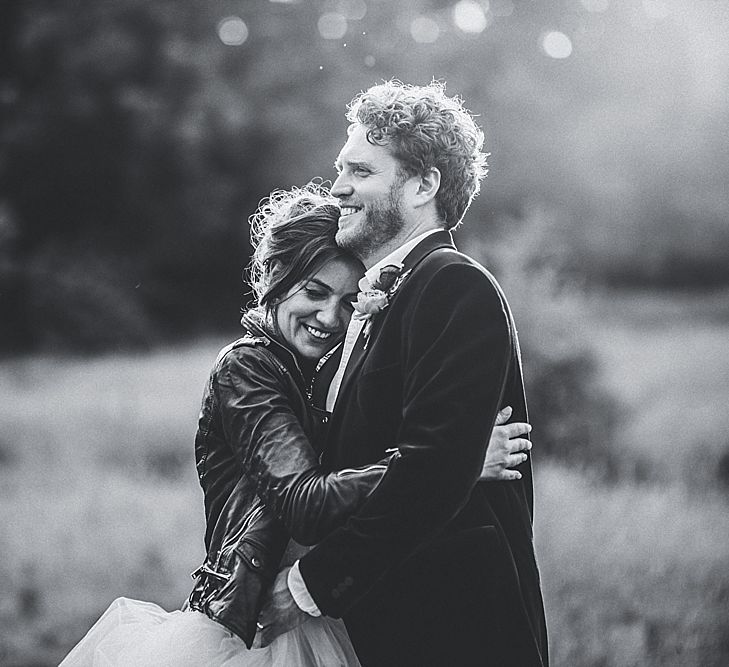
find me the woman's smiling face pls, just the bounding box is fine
[275,256,361,360]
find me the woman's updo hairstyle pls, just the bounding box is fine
[248,182,346,316]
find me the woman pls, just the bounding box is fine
[60,184,531,666]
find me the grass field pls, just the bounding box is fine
[1,292,727,666]
[536,465,729,666]
[581,288,729,488]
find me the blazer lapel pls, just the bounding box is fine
[335,230,457,405]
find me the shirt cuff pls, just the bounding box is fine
[288,560,321,617]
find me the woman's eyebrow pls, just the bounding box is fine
[306,277,334,291]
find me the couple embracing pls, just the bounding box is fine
[62,81,548,666]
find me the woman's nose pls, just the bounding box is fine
[317,301,342,329]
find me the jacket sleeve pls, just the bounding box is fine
[215,346,388,546]
[298,262,512,616]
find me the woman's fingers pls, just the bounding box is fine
[483,412,533,482]
[490,442,529,466]
[508,452,529,467]
[494,405,513,426]
[508,437,532,454]
[480,463,523,482]
[503,421,532,439]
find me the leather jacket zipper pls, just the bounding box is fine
[336,463,388,477]
[190,562,232,582]
[265,333,339,409]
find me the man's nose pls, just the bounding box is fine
[331,173,353,199]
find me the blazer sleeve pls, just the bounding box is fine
[298,261,512,616]
[215,346,387,546]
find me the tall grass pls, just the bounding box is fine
[536,464,729,666]
[0,341,223,665]
[0,305,727,665]
[584,289,729,489]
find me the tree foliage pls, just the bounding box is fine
[1,0,727,351]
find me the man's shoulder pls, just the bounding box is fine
[413,245,505,296]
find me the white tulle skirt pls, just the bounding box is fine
[59,597,361,666]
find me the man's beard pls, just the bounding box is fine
[336,180,406,262]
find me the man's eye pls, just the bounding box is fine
[354,167,370,176]
[305,288,327,299]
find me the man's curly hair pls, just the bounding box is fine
[346,80,489,230]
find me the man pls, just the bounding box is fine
[262,81,548,666]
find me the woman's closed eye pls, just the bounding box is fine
[304,287,328,300]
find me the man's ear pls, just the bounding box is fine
[412,167,441,208]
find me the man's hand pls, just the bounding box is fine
[255,567,310,648]
[479,406,532,482]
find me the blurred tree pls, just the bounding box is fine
[1,0,728,353]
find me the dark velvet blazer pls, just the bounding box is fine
[301,231,549,667]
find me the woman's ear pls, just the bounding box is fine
[413,167,441,208]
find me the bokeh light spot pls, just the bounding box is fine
[542,31,573,59]
[453,1,490,34]
[318,13,348,40]
[217,17,249,46]
[410,17,440,43]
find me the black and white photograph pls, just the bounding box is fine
[1,1,728,665]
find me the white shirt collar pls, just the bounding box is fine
[361,229,441,290]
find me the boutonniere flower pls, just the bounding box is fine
[353,263,410,345]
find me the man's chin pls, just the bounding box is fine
[335,227,359,253]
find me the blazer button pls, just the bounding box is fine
[344,576,354,586]
[251,556,261,568]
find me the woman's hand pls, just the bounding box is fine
[479,406,532,482]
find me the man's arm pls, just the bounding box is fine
[298,261,513,616]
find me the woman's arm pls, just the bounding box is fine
[217,344,527,547]
[251,457,391,546]
[250,405,530,543]
[216,343,388,546]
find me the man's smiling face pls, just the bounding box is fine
[331,124,410,263]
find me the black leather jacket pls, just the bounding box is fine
[187,315,388,647]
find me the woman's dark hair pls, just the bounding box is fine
[247,182,351,315]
